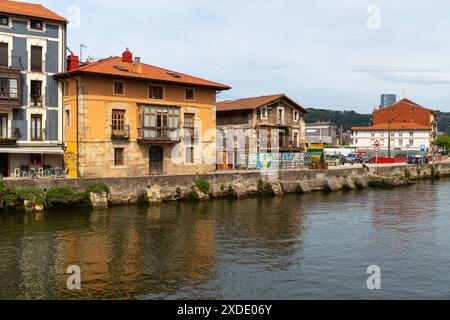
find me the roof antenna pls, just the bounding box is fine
[80,44,87,62]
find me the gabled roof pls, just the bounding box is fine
[56,56,231,90]
[352,122,431,131]
[0,0,66,22]
[217,94,307,113]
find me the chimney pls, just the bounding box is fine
[122,48,133,63]
[132,57,142,74]
[67,54,79,71]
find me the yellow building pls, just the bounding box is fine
[55,49,230,178]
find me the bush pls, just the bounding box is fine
[17,187,43,201]
[45,187,87,207]
[431,165,441,179]
[404,168,412,180]
[187,190,200,202]
[195,179,210,194]
[176,187,182,195]
[86,183,110,195]
[2,189,19,207]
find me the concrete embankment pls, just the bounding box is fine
[2,162,450,211]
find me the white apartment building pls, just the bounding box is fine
[351,123,432,152]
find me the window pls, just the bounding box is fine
[30,19,43,30]
[65,110,70,128]
[30,80,42,106]
[409,131,414,137]
[30,115,43,141]
[30,46,43,72]
[293,132,299,146]
[30,154,43,165]
[0,43,8,67]
[113,81,125,95]
[64,81,70,97]
[185,88,195,101]
[149,85,164,100]
[371,132,375,137]
[277,107,284,124]
[399,139,403,147]
[112,110,125,131]
[0,15,9,26]
[261,107,267,120]
[139,105,179,139]
[0,77,18,98]
[184,113,195,129]
[114,148,124,166]
[0,114,8,137]
[409,139,414,146]
[293,111,300,122]
[186,146,194,164]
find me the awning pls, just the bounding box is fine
[0,146,64,155]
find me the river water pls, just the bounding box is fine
[1,179,450,300]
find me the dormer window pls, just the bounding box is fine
[0,15,9,26]
[30,19,44,30]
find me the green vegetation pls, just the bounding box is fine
[305,108,372,131]
[220,184,226,191]
[436,134,450,151]
[195,179,211,194]
[431,165,441,179]
[404,168,412,180]
[45,187,87,207]
[187,189,200,202]
[176,187,182,195]
[320,152,326,164]
[435,111,450,134]
[226,185,237,199]
[86,182,110,195]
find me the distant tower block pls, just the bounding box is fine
[380,94,397,108]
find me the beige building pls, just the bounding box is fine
[55,49,230,178]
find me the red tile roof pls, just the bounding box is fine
[352,122,431,131]
[380,98,436,115]
[0,0,66,22]
[57,56,231,90]
[217,94,307,113]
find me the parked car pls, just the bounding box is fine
[362,155,375,164]
[407,155,429,165]
[345,153,361,165]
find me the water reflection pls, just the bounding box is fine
[1,180,450,299]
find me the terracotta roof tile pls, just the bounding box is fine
[217,94,307,113]
[352,122,431,131]
[59,56,231,90]
[0,0,66,22]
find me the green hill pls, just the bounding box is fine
[305,109,372,131]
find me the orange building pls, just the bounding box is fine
[372,98,438,130]
[55,49,230,178]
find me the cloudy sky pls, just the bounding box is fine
[35,0,450,112]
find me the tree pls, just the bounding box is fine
[436,134,450,151]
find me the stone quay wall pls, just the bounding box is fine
[3,162,450,206]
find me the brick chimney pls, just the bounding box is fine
[67,54,79,71]
[122,48,133,63]
[132,57,142,74]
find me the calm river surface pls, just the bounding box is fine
[1,179,450,300]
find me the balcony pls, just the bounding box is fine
[0,127,18,145]
[137,127,180,144]
[30,94,44,107]
[111,125,130,140]
[0,67,21,108]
